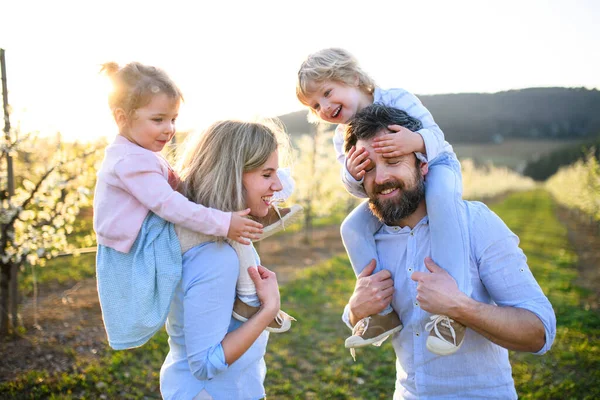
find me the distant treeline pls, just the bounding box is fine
[523,137,600,181]
[278,87,600,143]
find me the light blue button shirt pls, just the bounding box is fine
[343,201,556,399]
[160,241,268,400]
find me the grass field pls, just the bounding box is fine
[2,190,599,399]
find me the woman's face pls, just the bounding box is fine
[242,150,283,218]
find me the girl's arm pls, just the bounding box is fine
[114,153,232,237]
[388,89,453,163]
[182,243,278,380]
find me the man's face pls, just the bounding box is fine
[358,131,428,225]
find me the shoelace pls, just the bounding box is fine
[352,316,371,337]
[425,314,457,346]
[269,199,286,230]
[275,310,297,325]
[349,316,371,362]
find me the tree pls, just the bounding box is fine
[0,131,102,336]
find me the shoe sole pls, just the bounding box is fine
[344,324,403,349]
[232,310,292,334]
[426,336,464,356]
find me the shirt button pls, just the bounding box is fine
[410,232,414,236]
[415,332,420,336]
[414,301,419,307]
[408,267,413,272]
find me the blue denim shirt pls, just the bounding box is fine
[343,201,556,399]
[160,241,268,400]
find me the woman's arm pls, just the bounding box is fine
[182,243,279,380]
[221,265,280,364]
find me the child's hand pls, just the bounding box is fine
[372,125,425,158]
[228,209,264,245]
[346,146,371,181]
[248,265,281,315]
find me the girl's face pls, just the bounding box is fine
[242,150,283,218]
[304,79,373,124]
[117,93,180,152]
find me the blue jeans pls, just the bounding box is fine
[340,153,471,315]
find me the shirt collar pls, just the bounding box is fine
[380,215,429,234]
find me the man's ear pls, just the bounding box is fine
[420,161,429,177]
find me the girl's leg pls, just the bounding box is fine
[340,200,392,314]
[233,242,261,307]
[425,153,471,296]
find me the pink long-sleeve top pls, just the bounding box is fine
[93,135,232,253]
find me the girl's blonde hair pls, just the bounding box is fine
[176,119,290,214]
[296,48,376,107]
[101,61,183,117]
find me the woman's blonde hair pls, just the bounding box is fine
[101,61,183,118]
[176,119,290,214]
[296,48,376,107]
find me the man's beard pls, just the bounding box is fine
[368,168,425,226]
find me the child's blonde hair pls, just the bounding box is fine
[296,48,376,107]
[176,119,290,214]
[101,61,183,118]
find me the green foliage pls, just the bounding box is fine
[545,149,600,223]
[524,137,600,180]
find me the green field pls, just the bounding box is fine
[2,190,599,399]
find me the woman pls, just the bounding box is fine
[160,119,290,399]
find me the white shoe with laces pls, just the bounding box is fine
[425,314,467,356]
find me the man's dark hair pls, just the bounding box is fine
[344,104,423,154]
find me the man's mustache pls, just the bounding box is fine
[372,180,405,195]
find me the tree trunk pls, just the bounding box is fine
[0,262,10,335]
[9,263,18,329]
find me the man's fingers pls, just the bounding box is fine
[358,259,377,278]
[411,271,426,282]
[424,257,444,273]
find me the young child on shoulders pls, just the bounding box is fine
[94,62,295,350]
[296,48,470,357]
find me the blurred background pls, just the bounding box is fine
[1,0,599,398]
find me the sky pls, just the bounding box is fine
[1,0,599,142]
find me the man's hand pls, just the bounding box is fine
[410,257,468,318]
[348,259,395,325]
[372,125,425,158]
[345,145,371,181]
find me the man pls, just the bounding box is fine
[341,104,556,399]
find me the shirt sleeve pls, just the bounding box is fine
[473,207,557,355]
[334,124,368,198]
[181,241,240,380]
[388,89,454,163]
[113,153,232,238]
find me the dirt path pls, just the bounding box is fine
[0,224,345,382]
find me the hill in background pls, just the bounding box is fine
[278,87,600,143]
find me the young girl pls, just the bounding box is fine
[296,48,470,356]
[94,62,294,350]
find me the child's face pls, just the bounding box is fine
[119,93,180,152]
[304,80,372,124]
[242,150,283,218]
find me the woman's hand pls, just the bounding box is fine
[248,265,280,317]
[227,209,264,245]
